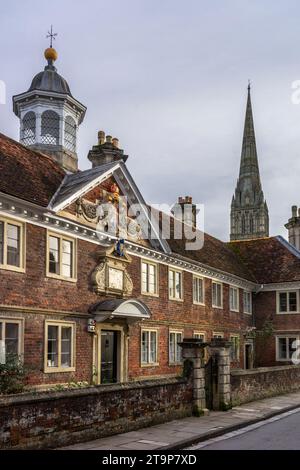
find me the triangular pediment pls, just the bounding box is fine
[48,161,170,253]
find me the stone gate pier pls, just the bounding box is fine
[180,338,209,416]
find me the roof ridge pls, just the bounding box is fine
[276,235,300,260]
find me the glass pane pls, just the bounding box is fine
[41,110,60,145]
[7,224,20,267]
[5,323,19,356]
[288,337,297,359]
[213,283,221,306]
[175,272,181,298]
[278,338,287,359]
[47,325,58,367]
[279,293,287,312]
[169,333,175,363]
[150,331,157,363]
[169,271,174,298]
[0,222,3,264]
[49,236,60,274]
[142,263,148,292]
[62,240,72,278]
[148,265,156,293]
[61,327,72,367]
[176,333,182,362]
[141,331,148,363]
[289,292,297,312]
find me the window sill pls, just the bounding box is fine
[193,301,205,306]
[0,265,25,274]
[141,363,159,368]
[44,367,76,374]
[46,273,77,283]
[212,305,223,309]
[169,297,184,303]
[141,291,159,298]
[230,309,240,313]
[276,311,300,315]
[244,311,252,315]
[169,362,183,366]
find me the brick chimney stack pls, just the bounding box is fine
[172,196,198,227]
[285,206,300,251]
[88,130,128,167]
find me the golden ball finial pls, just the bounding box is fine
[44,47,58,62]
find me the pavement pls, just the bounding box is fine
[189,407,300,450]
[60,390,300,450]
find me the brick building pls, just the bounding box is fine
[0,45,300,389]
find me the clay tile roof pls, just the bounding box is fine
[0,133,65,207]
[227,236,300,283]
[168,230,255,282]
[152,210,255,282]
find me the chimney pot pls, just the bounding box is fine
[106,135,112,144]
[292,205,298,218]
[98,130,105,145]
[112,137,119,148]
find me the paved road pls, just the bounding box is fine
[190,408,300,450]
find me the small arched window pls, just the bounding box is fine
[64,116,77,152]
[21,112,36,145]
[41,110,60,145]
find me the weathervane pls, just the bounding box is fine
[46,25,57,48]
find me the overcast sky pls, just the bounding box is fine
[1,0,300,241]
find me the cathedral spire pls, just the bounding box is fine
[239,82,261,183]
[230,85,269,241]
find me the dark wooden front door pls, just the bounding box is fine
[101,330,118,383]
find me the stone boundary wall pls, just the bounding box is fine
[0,377,193,449]
[231,365,300,405]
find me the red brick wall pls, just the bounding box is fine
[253,291,300,367]
[0,222,253,385]
[0,377,193,449]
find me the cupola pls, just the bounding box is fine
[12,36,86,173]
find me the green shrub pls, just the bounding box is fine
[0,354,26,395]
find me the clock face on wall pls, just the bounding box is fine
[108,267,124,290]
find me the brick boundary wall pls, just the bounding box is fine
[0,376,193,449]
[231,365,300,406]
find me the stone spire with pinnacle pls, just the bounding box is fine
[230,84,269,241]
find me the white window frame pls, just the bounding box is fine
[44,320,76,373]
[212,281,223,308]
[193,276,205,305]
[276,291,300,314]
[0,217,25,273]
[213,332,224,339]
[193,331,206,342]
[46,231,77,282]
[168,268,183,301]
[243,290,252,315]
[169,330,183,365]
[230,335,240,361]
[0,317,24,363]
[141,328,158,366]
[141,259,159,297]
[229,286,239,312]
[276,335,300,362]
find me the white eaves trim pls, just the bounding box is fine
[48,163,121,212]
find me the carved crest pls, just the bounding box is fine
[90,241,133,297]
